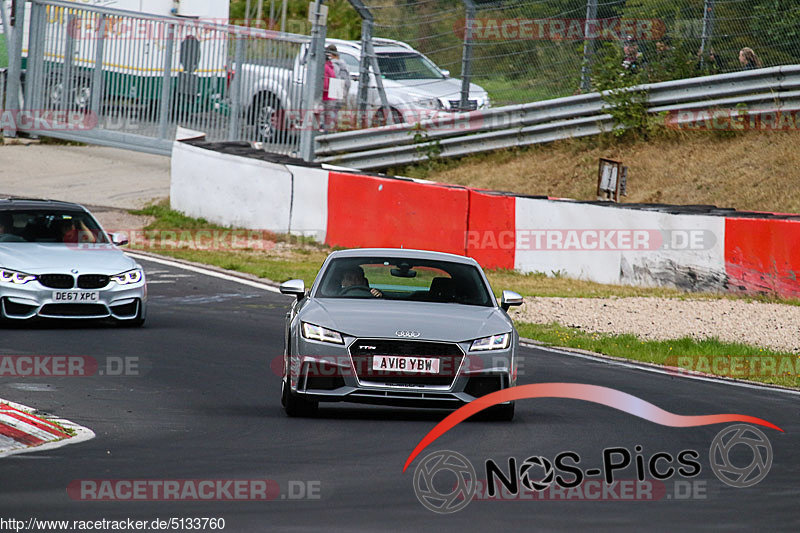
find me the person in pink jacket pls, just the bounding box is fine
[321,45,341,132]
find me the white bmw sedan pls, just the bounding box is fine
[0,198,146,326]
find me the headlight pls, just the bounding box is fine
[111,269,143,285]
[301,322,344,344]
[0,268,37,285]
[470,333,510,351]
[414,97,443,110]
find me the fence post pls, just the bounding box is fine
[299,0,327,162]
[347,1,392,127]
[158,23,175,141]
[227,32,244,140]
[3,0,25,137]
[351,0,373,126]
[459,0,475,112]
[62,13,78,113]
[89,14,106,117]
[699,0,715,68]
[580,0,598,92]
[24,1,46,112]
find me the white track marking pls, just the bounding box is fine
[126,252,282,294]
[522,342,800,397]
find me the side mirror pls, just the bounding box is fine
[280,279,306,300]
[110,232,129,246]
[441,69,450,77]
[500,290,523,311]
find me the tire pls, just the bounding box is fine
[46,73,92,112]
[252,92,284,141]
[281,380,318,417]
[483,402,515,421]
[370,107,403,127]
[117,301,145,328]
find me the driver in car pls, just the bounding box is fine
[340,266,383,298]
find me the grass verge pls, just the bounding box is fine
[517,322,799,388]
[0,33,7,69]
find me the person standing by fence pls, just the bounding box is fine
[739,47,762,70]
[321,45,348,132]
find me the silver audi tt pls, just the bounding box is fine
[279,248,523,419]
[0,199,146,326]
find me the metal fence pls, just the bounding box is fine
[361,0,800,106]
[315,64,800,170]
[9,0,312,155]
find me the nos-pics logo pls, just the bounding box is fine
[412,424,773,514]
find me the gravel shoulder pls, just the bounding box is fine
[511,297,800,354]
[0,144,169,209]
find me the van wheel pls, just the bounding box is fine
[252,93,284,141]
[46,73,92,111]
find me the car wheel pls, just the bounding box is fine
[118,301,145,328]
[282,380,318,417]
[483,402,514,421]
[370,107,403,127]
[252,93,283,141]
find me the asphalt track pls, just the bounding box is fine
[0,257,797,531]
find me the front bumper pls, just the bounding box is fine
[288,335,516,408]
[0,280,147,321]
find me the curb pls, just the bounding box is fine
[0,399,95,458]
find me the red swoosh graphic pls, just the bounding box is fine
[403,383,783,472]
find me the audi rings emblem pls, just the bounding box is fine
[396,330,421,338]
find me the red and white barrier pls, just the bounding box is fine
[170,141,800,298]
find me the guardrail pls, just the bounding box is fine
[315,65,800,170]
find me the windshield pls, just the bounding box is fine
[376,52,444,80]
[316,257,494,307]
[0,210,108,244]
